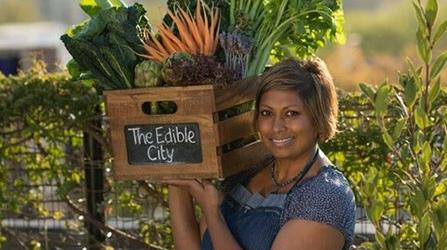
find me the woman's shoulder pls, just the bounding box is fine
[290,165,353,200]
[281,165,356,248]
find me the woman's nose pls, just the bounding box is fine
[273,116,286,132]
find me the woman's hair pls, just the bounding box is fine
[253,57,338,142]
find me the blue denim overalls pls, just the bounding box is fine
[200,153,287,250]
[201,183,286,250]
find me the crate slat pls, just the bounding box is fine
[214,77,260,111]
[221,140,270,177]
[216,110,255,145]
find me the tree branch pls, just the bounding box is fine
[63,195,167,250]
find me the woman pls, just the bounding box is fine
[165,58,356,250]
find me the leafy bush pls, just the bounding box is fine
[0,60,99,248]
[357,0,447,248]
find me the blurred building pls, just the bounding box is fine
[0,22,70,74]
[0,0,88,75]
[34,0,86,25]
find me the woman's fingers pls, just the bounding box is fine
[161,179,205,191]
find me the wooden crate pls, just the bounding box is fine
[104,78,270,181]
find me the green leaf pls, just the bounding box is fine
[71,172,81,184]
[109,0,125,7]
[67,59,82,79]
[395,93,409,117]
[413,2,428,33]
[359,82,375,103]
[434,179,447,197]
[433,20,447,45]
[418,214,431,246]
[404,76,418,107]
[375,83,391,117]
[376,231,386,250]
[369,200,385,224]
[407,59,423,87]
[422,142,432,174]
[385,232,401,250]
[65,19,89,37]
[430,52,447,79]
[417,29,431,64]
[392,118,406,141]
[425,0,438,28]
[428,78,441,105]
[411,188,426,218]
[80,0,102,17]
[415,100,428,129]
[382,129,394,150]
[441,158,447,172]
[431,200,447,243]
[414,130,425,153]
[80,0,123,17]
[441,135,447,171]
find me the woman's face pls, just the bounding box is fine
[257,89,318,161]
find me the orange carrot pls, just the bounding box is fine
[183,11,203,52]
[211,8,220,54]
[157,24,188,52]
[203,15,210,54]
[138,0,220,60]
[171,9,199,54]
[157,24,182,52]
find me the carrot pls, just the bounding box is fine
[148,34,169,57]
[183,11,203,52]
[157,24,189,52]
[157,24,182,52]
[203,7,211,54]
[139,0,220,59]
[195,0,206,53]
[210,8,220,54]
[195,0,205,33]
[172,10,199,54]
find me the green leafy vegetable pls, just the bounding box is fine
[80,0,126,17]
[61,3,149,91]
[225,0,345,76]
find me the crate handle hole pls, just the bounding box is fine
[142,101,177,115]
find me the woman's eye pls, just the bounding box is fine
[260,110,271,116]
[286,111,299,117]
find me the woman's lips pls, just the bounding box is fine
[271,137,293,146]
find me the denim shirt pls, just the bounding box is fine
[201,162,356,250]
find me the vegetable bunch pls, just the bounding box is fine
[141,0,220,62]
[219,32,253,79]
[226,0,345,77]
[61,3,149,90]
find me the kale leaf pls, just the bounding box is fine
[61,3,148,91]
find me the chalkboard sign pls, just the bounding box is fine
[124,123,202,165]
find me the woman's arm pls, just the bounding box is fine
[201,203,242,250]
[271,220,344,250]
[168,185,201,250]
[165,180,242,250]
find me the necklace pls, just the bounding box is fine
[271,148,320,190]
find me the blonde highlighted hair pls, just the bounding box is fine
[254,58,338,142]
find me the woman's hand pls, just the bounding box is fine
[165,179,242,250]
[163,179,223,216]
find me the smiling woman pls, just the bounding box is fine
[166,58,356,250]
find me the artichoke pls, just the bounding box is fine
[134,60,163,87]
